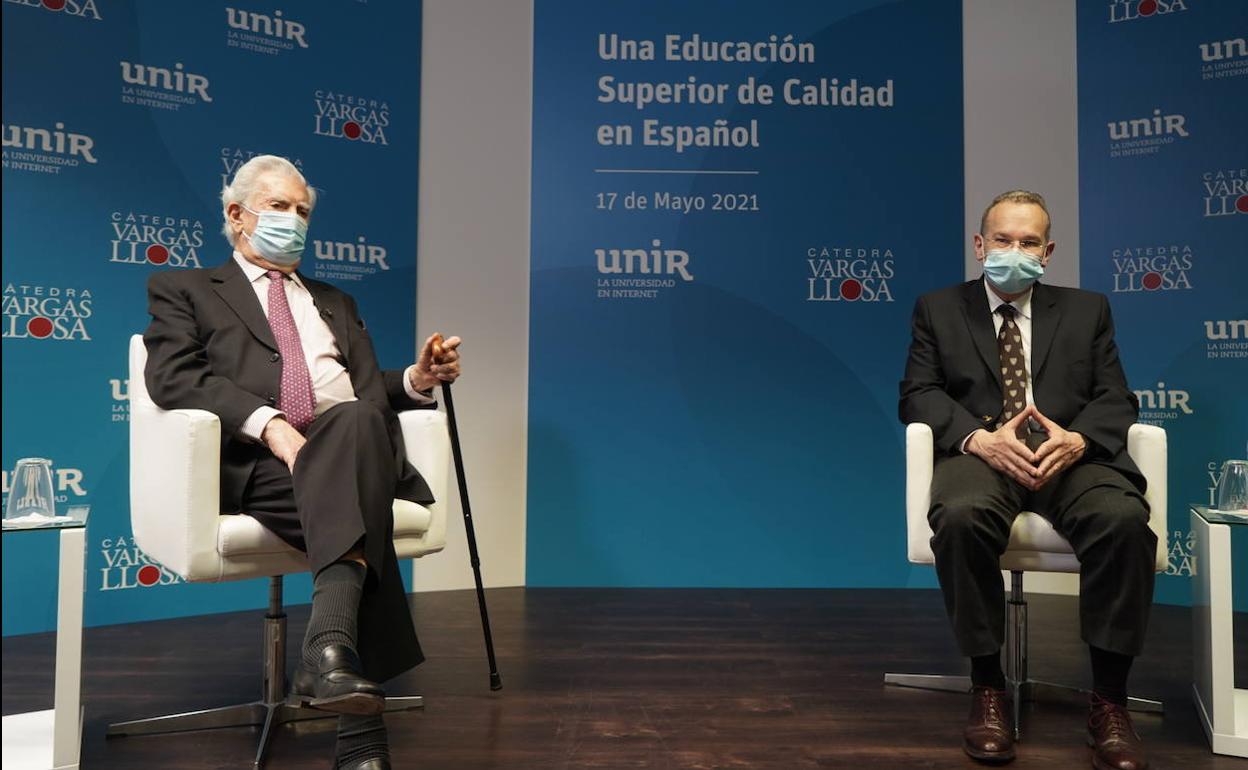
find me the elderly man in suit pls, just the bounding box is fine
[143,154,460,770]
[899,191,1155,770]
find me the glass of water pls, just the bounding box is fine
[5,458,57,521]
[1216,460,1248,513]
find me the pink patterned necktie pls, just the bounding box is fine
[266,270,317,432]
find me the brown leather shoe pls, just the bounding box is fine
[1087,693,1150,770]
[964,686,1015,763]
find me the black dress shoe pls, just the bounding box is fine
[289,645,385,715]
[338,758,390,770]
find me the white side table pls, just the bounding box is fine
[1,513,87,770]
[1191,504,1248,758]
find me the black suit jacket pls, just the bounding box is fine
[142,257,436,512]
[899,279,1143,491]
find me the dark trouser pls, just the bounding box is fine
[240,400,424,683]
[929,456,1156,658]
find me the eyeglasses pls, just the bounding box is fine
[985,235,1047,257]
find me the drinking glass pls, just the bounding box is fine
[5,458,57,520]
[1216,459,1248,513]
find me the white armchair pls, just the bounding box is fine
[108,335,451,768]
[885,422,1168,736]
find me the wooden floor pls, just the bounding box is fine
[3,588,1245,769]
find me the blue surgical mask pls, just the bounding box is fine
[983,248,1045,294]
[242,205,307,265]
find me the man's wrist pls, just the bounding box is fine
[403,364,437,402]
[261,415,288,441]
[241,406,283,443]
[407,365,434,393]
[1071,431,1087,457]
[961,429,986,455]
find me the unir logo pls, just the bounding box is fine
[119,61,213,110]
[1206,319,1248,340]
[1106,109,1188,141]
[313,236,390,270]
[596,239,694,281]
[225,7,308,47]
[1132,381,1193,420]
[2,122,97,164]
[1199,37,1247,63]
[1205,319,1248,360]
[110,378,130,422]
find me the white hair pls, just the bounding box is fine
[220,154,317,245]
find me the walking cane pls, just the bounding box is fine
[440,380,503,691]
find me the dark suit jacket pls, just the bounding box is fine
[899,279,1144,491]
[142,257,436,512]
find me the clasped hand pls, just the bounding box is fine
[966,404,1086,491]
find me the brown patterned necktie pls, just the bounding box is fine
[996,304,1027,429]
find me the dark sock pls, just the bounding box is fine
[1090,646,1133,706]
[971,651,1006,689]
[303,560,367,670]
[336,713,389,769]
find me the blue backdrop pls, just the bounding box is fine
[528,0,964,588]
[2,0,422,635]
[1076,0,1248,608]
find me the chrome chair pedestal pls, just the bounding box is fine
[885,572,1162,739]
[107,577,424,769]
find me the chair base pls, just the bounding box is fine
[105,577,424,768]
[884,572,1163,739]
[106,696,423,769]
[883,674,1163,719]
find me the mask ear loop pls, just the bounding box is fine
[238,204,258,245]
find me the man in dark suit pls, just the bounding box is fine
[143,154,460,770]
[899,191,1155,770]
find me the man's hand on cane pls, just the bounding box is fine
[409,333,463,392]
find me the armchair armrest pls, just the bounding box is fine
[397,409,451,554]
[129,400,225,581]
[1126,423,1168,571]
[905,423,936,564]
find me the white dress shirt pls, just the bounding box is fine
[960,281,1035,452]
[233,252,431,441]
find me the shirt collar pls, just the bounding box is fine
[232,251,305,291]
[983,279,1032,321]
